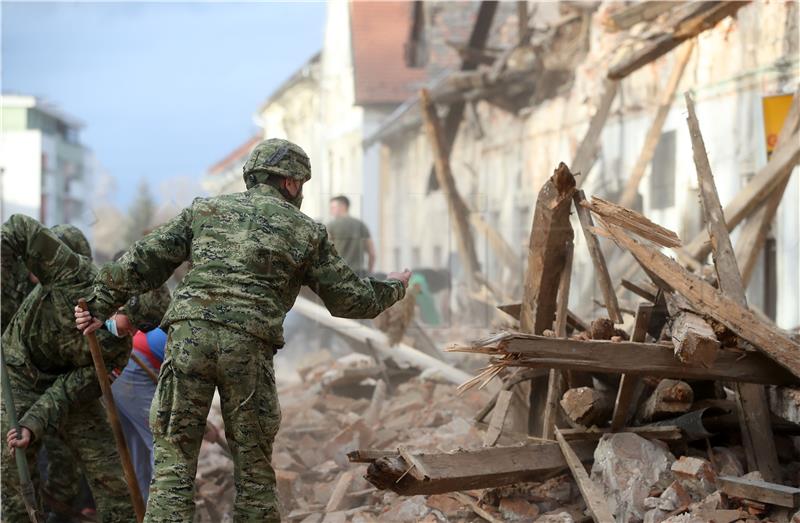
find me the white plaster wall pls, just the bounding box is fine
[0,130,42,221]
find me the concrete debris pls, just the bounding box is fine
[591,433,675,521]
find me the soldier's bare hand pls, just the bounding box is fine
[387,269,412,289]
[74,306,102,335]
[6,427,31,454]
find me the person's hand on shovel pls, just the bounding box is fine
[6,426,31,454]
[75,305,102,335]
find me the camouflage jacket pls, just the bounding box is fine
[1,214,130,439]
[1,259,35,333]
[89,184,405,346]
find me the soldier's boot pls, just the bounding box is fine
[62,400,136,523]
[145,321,216,523]
[218,327,282,523]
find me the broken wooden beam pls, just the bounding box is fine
[555,428,615,523]
[599,221,800,380]
[484,389,513,447]
[635,379,693,423]
[521,162,576,334]
[608,1,746,80]
[665,292,720,366]
[583,196,681,248]
[620,279,657,303]
[718,476,800,509]
[603,1,682,32]
[359,441,596,495]
[561,386,614,427]
[420,88,481,288]
[573,190,622,323]
[685,91,781,482]
[449,332,798,385]
[426,1,499,191]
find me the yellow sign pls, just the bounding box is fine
[762,93,794,155]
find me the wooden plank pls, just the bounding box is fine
[718,476,800,508]
[573,80,619,182]
[685,92,780,482]
[451,332,797,385]
[559,425,682,442]
[363,441,597,495]
[598,220,800,380]
[610,303,651,430]
[520,162,576,334]
[325,470,354,512]
[584,196,681,248]
[620,279,657,302]
[484,390,513,447]
[608,1,745,80]
[420,88,481,287]
[573,190,622,323]
[555,428,615,523]
[618,39,695,209]
[665,292,720,366]
[561,386,614,427]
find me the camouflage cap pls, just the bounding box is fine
[121,285,171,332]
[242,138,311,189]
[51,224,92,259]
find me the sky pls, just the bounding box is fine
[2,1,326,207]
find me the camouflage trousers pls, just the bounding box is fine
[41,433,83,521]
[1,366,135,523]
[146,320,281,523]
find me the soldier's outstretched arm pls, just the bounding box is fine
[18,333,130,443]
[1,214,83,287]
[303,225,408,319]
[88,206,193,321]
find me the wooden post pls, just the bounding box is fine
[542,241,573,439]
[610,303,651,431]
[618,39,695,209]
[420,88,481,288]
[78,300,145,522]
[573,190,622,323]
[685,93,781,482]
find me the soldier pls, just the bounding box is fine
[75,138,410,522]
[0,214,162,523]
[2,223,92,522]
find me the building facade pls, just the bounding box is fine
[1,94,94,241]
[372,1,799,329]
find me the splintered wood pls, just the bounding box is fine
[581,196,681,248]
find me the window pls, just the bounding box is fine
[433,245,443,267]
[649,130,676,210]
[411,247,421,268]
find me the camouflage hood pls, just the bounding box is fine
[50,224,92,259]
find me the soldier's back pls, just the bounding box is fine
[166,185,323,345]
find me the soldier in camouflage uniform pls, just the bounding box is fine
[1,214,164,523]
[75,138,410,522]
[2,223,91,522]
